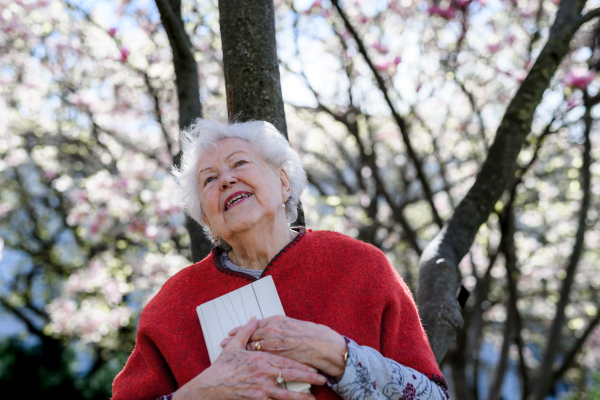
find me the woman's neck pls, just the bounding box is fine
[225,218,297,270]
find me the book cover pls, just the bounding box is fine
[197,276,311,393]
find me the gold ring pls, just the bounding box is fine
[254,340,262,351]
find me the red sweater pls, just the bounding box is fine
[112,229,445,400]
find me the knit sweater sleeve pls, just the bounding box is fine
[111,328,177,400]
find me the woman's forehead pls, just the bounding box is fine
[197,138,259,167]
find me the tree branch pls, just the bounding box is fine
[330,0,443,228]
[551,308,600,384]
[530,89,594,400]
[417,0,589,362]
[154,0,194,59]
[578,7,600,27]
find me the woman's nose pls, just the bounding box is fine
[220,170,237,190]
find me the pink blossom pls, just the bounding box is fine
[43,170,57,180]
[508,35,516,44]
[456,0,472,9]
[488,44,500,54]
[428,5,456,19]
[376,60,390,71]
[566,99,580,110]
[525,59,532,69]
[103,281,122,306]
[359,16,369,24]
[108,28,117,37]
[373,41,388,54]
[145,225,159,239]
[393,56,401,65]
[562,69,595,90]
[120,47,130,62]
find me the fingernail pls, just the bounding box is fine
[220,340,226,347]
[227,329,235,335]
[308,367,317,372]
[317,375,326,384]
[248,316,256,323]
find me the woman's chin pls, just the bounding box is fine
[223,211,263,232]
[222,208,279,237]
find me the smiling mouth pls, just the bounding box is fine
[225,193,253,211]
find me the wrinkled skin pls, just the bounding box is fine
[173,317,327,400]
[222,315,348,378]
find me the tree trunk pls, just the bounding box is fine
[219,0,304,226]
[416,0,590,363]
[155,0,212,262]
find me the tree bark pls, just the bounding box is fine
[417,0,590,363]
[155,0,212,262]
[488,206,518,400]
[218,0,304,226]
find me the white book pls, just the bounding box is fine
[197,276,311,393]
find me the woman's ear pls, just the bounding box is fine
[279,168,291,202]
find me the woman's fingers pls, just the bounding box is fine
[279,368,327,386]
[224,316,258,350]
[267,386,316,400]
[267,352,317,372]
[227,326,240,336]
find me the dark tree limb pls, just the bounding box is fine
[489,203,525,400]
[551,308,600,385]
[330,0,443,228]
[416,0,590,363]
[142,71,174,158]
[578,7,600,26]
[155,0,209,262]
[530,90,594,400]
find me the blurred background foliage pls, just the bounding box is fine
[0,0,600,398]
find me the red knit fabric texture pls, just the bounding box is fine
[112,229,445,400]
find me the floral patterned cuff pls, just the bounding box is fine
[327,337,449,399]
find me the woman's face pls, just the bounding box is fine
[197,138,291,240]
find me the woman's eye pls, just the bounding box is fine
[204,177,215,185]
[235,160,247,167]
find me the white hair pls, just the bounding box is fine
[172,118,307,240]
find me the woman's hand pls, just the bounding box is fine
[221,315,348,377]
[174,317,326,400]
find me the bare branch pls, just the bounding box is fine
[417,0,589,362]
[154,0,194,59]
[578,7,600,27]
[531,90,595,400]
[330,0,443,228]
[551,309,600,384]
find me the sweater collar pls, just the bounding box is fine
[212,227,306,281]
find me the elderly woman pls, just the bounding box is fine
[112,120,449,400]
